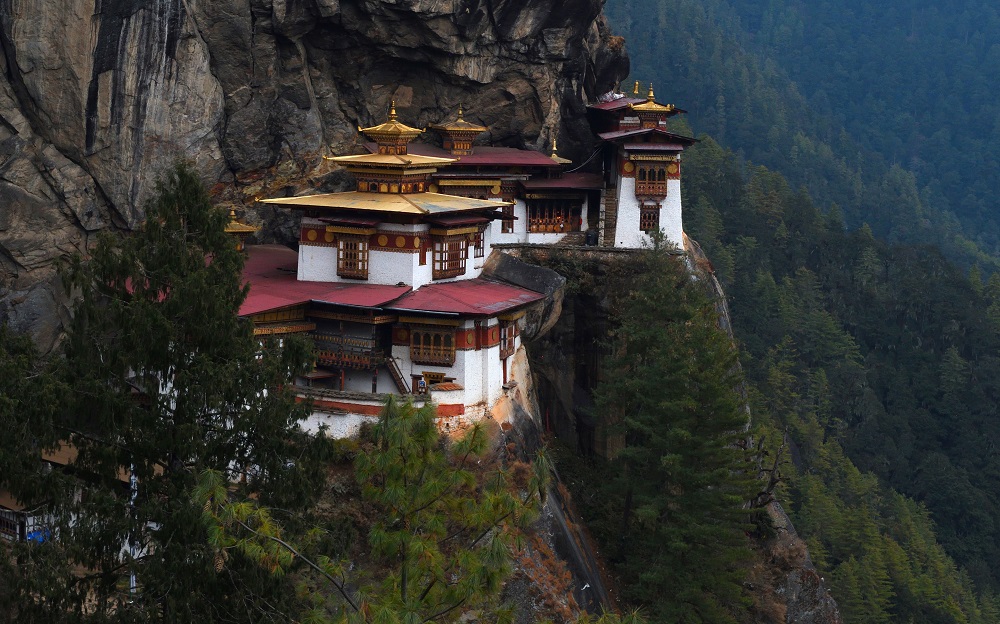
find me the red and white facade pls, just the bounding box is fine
[240,91,694,434]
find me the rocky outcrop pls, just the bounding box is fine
[0,0,629,348]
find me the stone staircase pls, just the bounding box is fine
[555,231,587,246]
[602,193,619,246]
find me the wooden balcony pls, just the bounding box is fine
[314,333,383,370]
[634,181,667,197]
[410,346,456,366]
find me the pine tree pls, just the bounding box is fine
[1,162,318,622]
[200,397,548,624]
[596,239,757,623]
[349,398,546,624]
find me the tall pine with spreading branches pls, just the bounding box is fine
[597,240,757,623]
[1,162,320,623]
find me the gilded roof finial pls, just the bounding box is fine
[549,136,571,165]
[647,83,655,101]
[633,80,640,95]
[457,104,464,121]
[389,99,398,121]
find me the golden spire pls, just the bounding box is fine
[457,104,464,121]
[647,83,655,101]
[550,137,571,165]
[388,99,398,121]
[633,80,640,95]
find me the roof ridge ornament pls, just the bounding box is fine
[647,82,655,102]
[633,80,640,95]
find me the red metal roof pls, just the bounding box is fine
[598,128,697,145]
[389,279,543,316]
[240,245,411,316]
[521,172,604,190]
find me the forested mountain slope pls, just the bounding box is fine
[684,136,1000,623]
[605,0,1000,266]
[606,0,1000,615]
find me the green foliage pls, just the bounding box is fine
[605,0,1000,269]
[0,162,320,622]
[678,136,1000,622]
[591,242,757,623]
[349,397,545,624]
[201,397,548,624]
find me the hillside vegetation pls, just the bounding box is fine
[605,0,1000,268]
[684,137,1000,623]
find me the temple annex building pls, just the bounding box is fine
[237,84,696,436]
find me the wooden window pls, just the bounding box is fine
[337,236,369,279]
[501,205,514,233]
[433,236,467,279]
[639,203,660,232]
[410,328,456,366]
[499,320,516,360]
[474,225,486,258]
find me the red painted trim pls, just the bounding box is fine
[299,397,384,416]
[436,403,466,417]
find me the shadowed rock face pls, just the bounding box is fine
[0,0,628,349]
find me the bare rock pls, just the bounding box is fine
[0,0,628,347]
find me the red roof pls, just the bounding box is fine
[521,172,604,191]
[389,279,543,316]
[598,128,697,145]
[240,245,411,316]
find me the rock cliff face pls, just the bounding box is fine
[0,0,628,349]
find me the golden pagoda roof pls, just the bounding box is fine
[224,209,260,234]
[629,83,677,114]
[329,153,456,167]
[429,105,488,134]
[260,191,510,214]
[358,101,424,142]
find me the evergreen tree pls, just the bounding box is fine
[1,162,318,622]
[351,398,545,624]
[200,397,548,624]
[596,240,756,623]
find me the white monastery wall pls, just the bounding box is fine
[660,178,683,247]
[302,410,378,438]
[298,244,338,281]
[613,176,684,249]
[614,177,645,248]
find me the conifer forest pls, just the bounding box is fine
[4,1,1000,623]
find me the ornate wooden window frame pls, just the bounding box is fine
[639,202,660,232]
[337,235,369,279]
[432,235,468,279]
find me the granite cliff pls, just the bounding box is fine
[0,0,628,349]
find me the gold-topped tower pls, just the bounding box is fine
[224,208,260,251]
[429,106,488,155]
[359,101,425,155]
[629,83,678,129]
